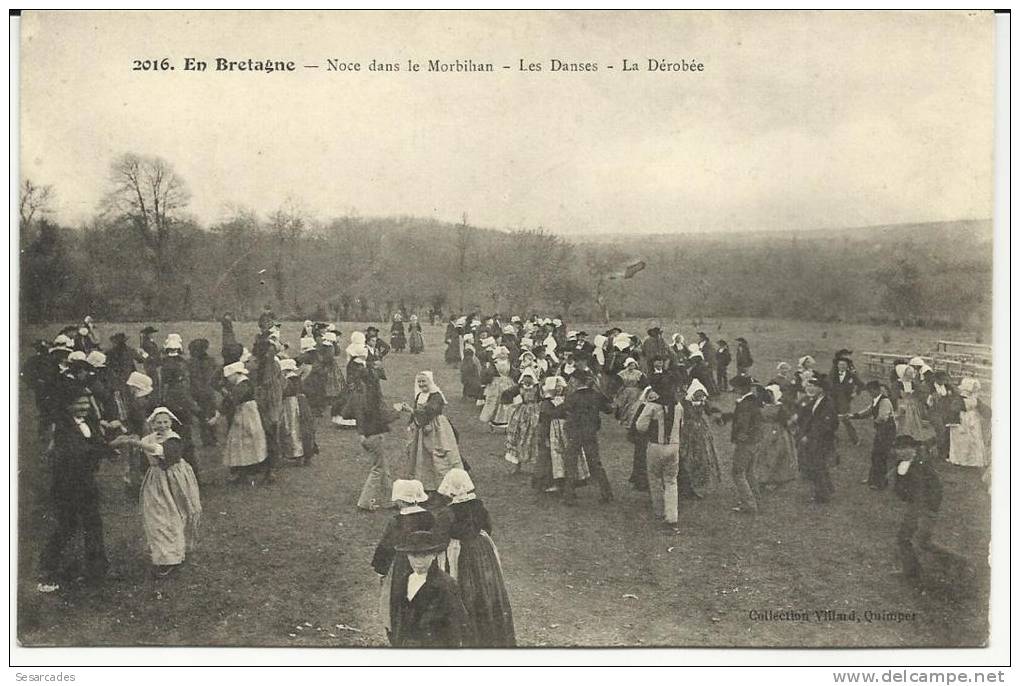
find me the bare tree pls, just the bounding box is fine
[453,213,474,312]
[104,154,190,312]
[267,198,306,313]
[19,179,55,228]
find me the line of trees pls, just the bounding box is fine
[18,153,993,331]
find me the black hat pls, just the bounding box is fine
[647,327,662,335]
[894,434,920,449]
[189,338,210,355]
[834,349,854,359]
[573,340,595,357]
[366,326,380,334]
[576,331,588,337]
[864,380,885,393]
[395,530,448,554]
[730,373,752,389]
[736,337,747,344]
[141,326,158,335]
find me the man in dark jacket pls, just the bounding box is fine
[892,435,943,579]
[729,374,762,514]
[389,530,472,647]
[714,340,732,392]
[187,338,220,447]
[139,326,161,393]
[37,390,113,592]
[829,356,862,446]
[799,375,839,504]
[553,352,614,505]
[640,325,670,375]
[105,332,137,387]
[926,371,962,462]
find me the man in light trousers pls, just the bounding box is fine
[634,381,683,532]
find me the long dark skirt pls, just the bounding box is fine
[445,340,462,366]
[409,330,425,354]
[448,532,516,647]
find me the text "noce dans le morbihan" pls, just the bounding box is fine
[131,57,705,74]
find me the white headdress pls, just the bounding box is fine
[391,479,428,504]
[146,406,182,425]
[438,468,477,503]
[164,333,183,350]
[126,371,154,397]
[686,378,709,401]
[223,361,248,378]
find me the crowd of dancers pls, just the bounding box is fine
[21,309,990,646]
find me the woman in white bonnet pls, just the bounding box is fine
[678,378,722,500]
[370,479,442,643]
[948,378,989,468]
[399,371,465,491]
[114,407,201,577]
[220,361,267,487]
[437,468,516,646]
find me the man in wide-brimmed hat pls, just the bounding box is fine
[139,326,161,391]
[640,322,670,376]
[388,530,471,648]
[37,389,114,593]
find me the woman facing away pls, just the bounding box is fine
[436,469,516,647]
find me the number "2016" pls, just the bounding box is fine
[132,58,173,71]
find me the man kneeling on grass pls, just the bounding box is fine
[634,379,683,534]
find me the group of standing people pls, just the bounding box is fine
[24,309,990,640]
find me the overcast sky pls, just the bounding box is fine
[19,10,996,235]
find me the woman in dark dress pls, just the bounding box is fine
[390,314,407,353]
[678,379,722,499]
[444,316,463,367]
[408,315,426,354]
[437,469,516,647]
[371,479,444,643]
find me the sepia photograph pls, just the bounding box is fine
[11,9,1005,661]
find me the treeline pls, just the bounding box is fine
[18,156,993,330]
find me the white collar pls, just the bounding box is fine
[407,571,428,601]
[738,392,755,403]
[872,394,884,407]
[399,505,427,515]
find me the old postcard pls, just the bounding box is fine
[13,9,1004,665]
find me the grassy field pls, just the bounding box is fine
[15,318,991,647]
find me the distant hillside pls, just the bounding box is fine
[20,211,993,332]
